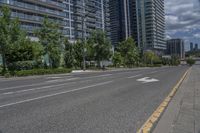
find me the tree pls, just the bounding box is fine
[32,41,44,68]
[117,37,140,67]
[144,51,155,65]
[63,38,74,68]
[0,6,12,72]
[0,6,37,72]
[171,55,180,66]
[73,40,83,68]
[112,52,123,67]
[186,57,195,66]
[88,30,112,67]
[35,17,62,68]
[143,51,161,66]
[6,33,33,63]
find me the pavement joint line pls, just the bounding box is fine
[136,67,191,133]
[0,80,113,109]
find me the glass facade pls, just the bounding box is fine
[166,39,185,59]
[72,0,110,39]
[137,0,166,51]
[0,0,109,41]
[109,0,166,52]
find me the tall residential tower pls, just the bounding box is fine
[109,0,166,53]
[0,0,110,41]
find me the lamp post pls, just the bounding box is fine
[80,1,97,71]
[81,14,86,71]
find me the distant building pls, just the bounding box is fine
[195,43,199,51]
[166,39,185,59]
[190,42,194,51]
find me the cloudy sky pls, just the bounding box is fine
[165,0,200,51]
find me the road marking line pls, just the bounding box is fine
[149,71,159,74]
[46,77,63,79]
[1,81,79,95]
[0,74,113,91]
[3,92,14,95]
[1,79,95,96]
[137,77,159,83]
[91,74,113,78]
[46,78,79,83]
[137,68,191,133]
[0,81,113,109]
[127,74,142,79]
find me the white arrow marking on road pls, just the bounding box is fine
[137,77,159,83]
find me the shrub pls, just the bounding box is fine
[14,68,72,77]
[186,58,195,66]
[7,61,34,71]
[4,72,12,78]
[171,55,180,66]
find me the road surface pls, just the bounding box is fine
[0,66,188,133]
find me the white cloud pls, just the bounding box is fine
[194,33,200,38]
[165,0,200,39]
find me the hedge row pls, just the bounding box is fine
[9,68,72,77]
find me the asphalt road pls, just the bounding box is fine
[0,66,189,133]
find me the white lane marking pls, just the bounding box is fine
[1,79,94,96]
[46,77,63,79]
[3,92,14,95]
[46,78,79,83]
[149,71,159,74]
[0,74,112,91]
[2,81,78,96]
[0,82,55,91]
[90,74,113,78]
[127,74,142,79]
[137,77,159,83]
[0,81,113,108]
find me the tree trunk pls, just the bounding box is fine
[2,52,7,73]
[97,59,101,69]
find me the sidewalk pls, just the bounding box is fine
[153,65,200,133]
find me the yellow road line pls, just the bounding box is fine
[137,67,191,133]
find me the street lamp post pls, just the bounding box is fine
[81,15,86,71]
[80,1,97,71]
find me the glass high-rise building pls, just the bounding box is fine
[72,0,110,40]
[109,0,166,53]
[0,0,109,41]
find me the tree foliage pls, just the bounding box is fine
[112,52,123,67]
[116,37,140,67]
[0,6,12,72]
[73,40,83,68]
[0,6,44,71]
[171,55,180,66]
[88,30,112,67]
[186,57,195,66]
[35,17,62,68]
[143,51,161,65]
[63,38,74,68]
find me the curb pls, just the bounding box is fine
[137,67,191,133]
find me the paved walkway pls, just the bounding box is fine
[153,65,200,133]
